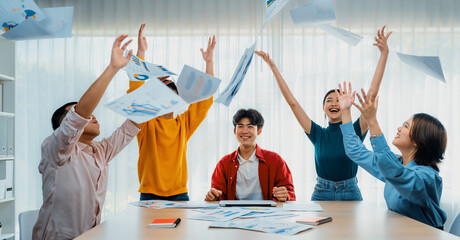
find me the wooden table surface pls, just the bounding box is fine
[76,201,459,240]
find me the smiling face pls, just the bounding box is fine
[392,117,415,151]
[322,92,342,123]
[234,117,262,148]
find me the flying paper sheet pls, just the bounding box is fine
[0,1,24,32]
[289,0,335,25]
[20,0,44,20]
[210,219,313,236]
[261,0,290,30]
[396,52,446,82]
[215,43,256,106]
[282,202,324,212]
[177,65,221,104]
[316,24,363,46]
[1,6,73,40]
[0,0,45,33]
[188,208,251,222]
[105,78,187,124]
[125,55,177,81]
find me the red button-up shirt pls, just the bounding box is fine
[211,145,296,201]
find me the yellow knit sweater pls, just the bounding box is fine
[127,80,213,196]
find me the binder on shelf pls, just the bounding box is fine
[5,161,13,198]
[0,116,7,156]
[0,83,3,112]
[6,117,13,156]
[0,179,6,199]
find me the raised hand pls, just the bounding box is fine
[336,81,355,111]
[255,50,275,67]
[110,35,133,70]
[354,89,379,123]
[137,23,148,58]
[76,35,132,119]
[273,186,289,202]
[200,35,216,63]
[374,25,392,54]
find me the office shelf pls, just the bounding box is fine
[0,74,14,82]
[0,39,15,240]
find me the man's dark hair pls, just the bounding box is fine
[51,102,78,130]
[410,113,447,172]
[166,81,178,94]
[159,77,179,94]
[232,109,264,129]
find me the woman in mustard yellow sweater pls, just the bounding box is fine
[127,24,216,201]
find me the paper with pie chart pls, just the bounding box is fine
[107,64,219,123]
[1,6,73,40]
[0,0,45,33]
[105,77,187,124]
[125,55,177,81]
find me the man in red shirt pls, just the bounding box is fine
[205,109,295,201]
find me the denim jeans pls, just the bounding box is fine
[311,177,363,201]
[140,192,190,201]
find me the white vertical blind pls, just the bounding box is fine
[14,0,460,231]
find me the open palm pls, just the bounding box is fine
[336,81,355,110]
[201,35,216,63]
[110,34,133,70]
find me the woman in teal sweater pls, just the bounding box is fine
[255,26,392,200]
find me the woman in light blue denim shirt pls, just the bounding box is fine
[336,83,447,229]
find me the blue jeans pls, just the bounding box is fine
[140,192,190,201]
[311,177,363,201]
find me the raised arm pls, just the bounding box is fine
[201,35,216,76]
[367,26,392,100]
[127,24,149,94]
[360,25,392,134]
[355,90,435,206]
[75,35,133,119]
[183,36,216,139]
[337,82,385,181]
[336,81,355,125]
[354,89,382,137]
[255,51,312,134]
[137,23,147,59]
